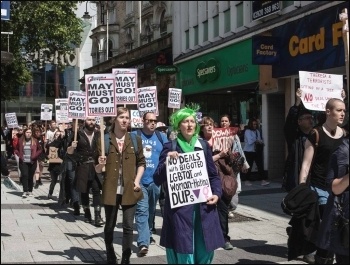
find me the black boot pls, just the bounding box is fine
[106,243,117,264]
[83,206,92,223]
[94,205,105,227]
[314,255,334,264]
[73,202,80,216]
[121,249,131,264]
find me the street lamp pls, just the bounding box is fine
[82,1,91,20]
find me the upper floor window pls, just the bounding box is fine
[160,10,167,34]
[236,2,243,28]
[126,1,133,14]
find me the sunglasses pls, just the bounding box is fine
[145,119,157,123]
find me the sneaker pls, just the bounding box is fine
[224,241,234,250]
[245,180,252,186]
[28,192,33,197]
[22,192,27,198]
[138,245,148,255]
[261,180,270,186]
[228,211,234,219]
[150,237,156,245]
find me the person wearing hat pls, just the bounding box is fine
[283,88,314,193]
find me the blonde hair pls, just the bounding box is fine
[110,107,129,131]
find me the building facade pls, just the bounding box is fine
[172,1,347,179]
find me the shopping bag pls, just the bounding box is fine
[3,176,22,192]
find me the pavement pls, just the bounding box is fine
[1,159,309,264]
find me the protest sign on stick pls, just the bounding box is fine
[41,104,53,121]
[168,88,182,109]
[299,71,343,111]
[5,113,18,128]
[166,151,212,209]
[55,98,69,123]
[68,91,86,120]
[212,127,239,152]
[112,68,138,104]
[130,110,143,129]
[137,86,158,117]
[340,8,349,107]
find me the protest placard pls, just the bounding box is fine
[212,127,239,152]
[168,88,182,109]
[299,71,343,111]
[130,110,143,128]
[5,113,18,128]
[68,91,86,119]
[85,74,116,116]
[137,86,158,117]
[55,98,69,123]
[40,104,53,121]
[112,68,138,104]
[166,150,212,209]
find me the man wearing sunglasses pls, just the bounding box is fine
[131,112,168,257]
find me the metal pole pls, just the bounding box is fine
[139,1,141,47]
[106,1,109,61]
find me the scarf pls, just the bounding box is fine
[177,134,198,153]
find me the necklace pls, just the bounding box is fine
[324,123,336,136]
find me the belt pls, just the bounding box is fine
[82,157,95,164]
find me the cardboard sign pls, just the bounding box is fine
[137,86,158,117]
[168,88,182,109]
[40,104,53,121]
[112,68,138,104]
[299,71,343,111]
[85,74,116,117]
[212,127,239,152]
[68,91,86,119]
[166,151,212,209]
[5,113,18,128]
[55,98,69,123]
[130,110,143,128]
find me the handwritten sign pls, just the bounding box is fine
[85,74,116,116]
[112,68,138,104]
[168,88,182,109]
[5,113,18,128]
[40,104,53,121]
[137,86,158,117]
[166,150,212,209]
[68,91,86,119]
[212,127,239,152]
[299,71,343,111]
[130,110,143,128]
[55,98,69,123]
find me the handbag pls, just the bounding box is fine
[334,196,349,248]
[48,146,63,164]
[215,156,238,200]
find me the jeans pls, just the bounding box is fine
[104,194,136,252]
[135,182,160,247]
[19,162,36,193]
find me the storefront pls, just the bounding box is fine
[175,38,260,125]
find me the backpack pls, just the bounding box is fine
[104,132,139,159]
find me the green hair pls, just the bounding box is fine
[169,107,201,136]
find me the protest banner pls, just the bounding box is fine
[68,91,86,119]
[130,110,143,128]
[85,74,116,117]
[112,68,138,104]
[166,150,212,209]
[212,127,239,152]
[55,98,69,123]
[40,104,53,121]
[137,86,158,117]
[168,88,182,109]
[299,71,343,111]
[5,113,18,128]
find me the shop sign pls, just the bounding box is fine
[155,65,178,74]
[196,58,220,83]
[252,36,279,65]
[252,1,280,21]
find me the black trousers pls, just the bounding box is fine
[217,195,231,243]
[19,162,36,193]
[104,194,136,252]
[81,177,101,207]
[241,151,266,181]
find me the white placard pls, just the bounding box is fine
[68,91,86,119]
[55,98,69,123]
[85,74,116,117]
[166,151,212,209]
[299,71,343,111]
[137,86,158,117]
[168,88,182,109]
[5,113,18,128]
[40,104,53,121]
[112,68,138,104]
[130,110,143,128]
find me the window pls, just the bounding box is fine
[126,1,133,14]
[236,2,243,28]
[224,9,230,33]
[160,10,167,34]
[282,1,294,8]
[203,20,208,42]
[194,26,198,46]
[213,15,219,37]
[185,30,189,50]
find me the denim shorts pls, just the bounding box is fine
[310,185,329,205]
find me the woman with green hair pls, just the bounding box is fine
[154,106,224,264]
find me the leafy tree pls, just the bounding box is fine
[1,1,83,101]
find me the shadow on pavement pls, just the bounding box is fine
[38,247,107,263]
[232,239,287,259]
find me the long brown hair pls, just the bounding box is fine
[110,107,129,132]
[20,128,38,146]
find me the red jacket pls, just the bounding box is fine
[14,136,42,163]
